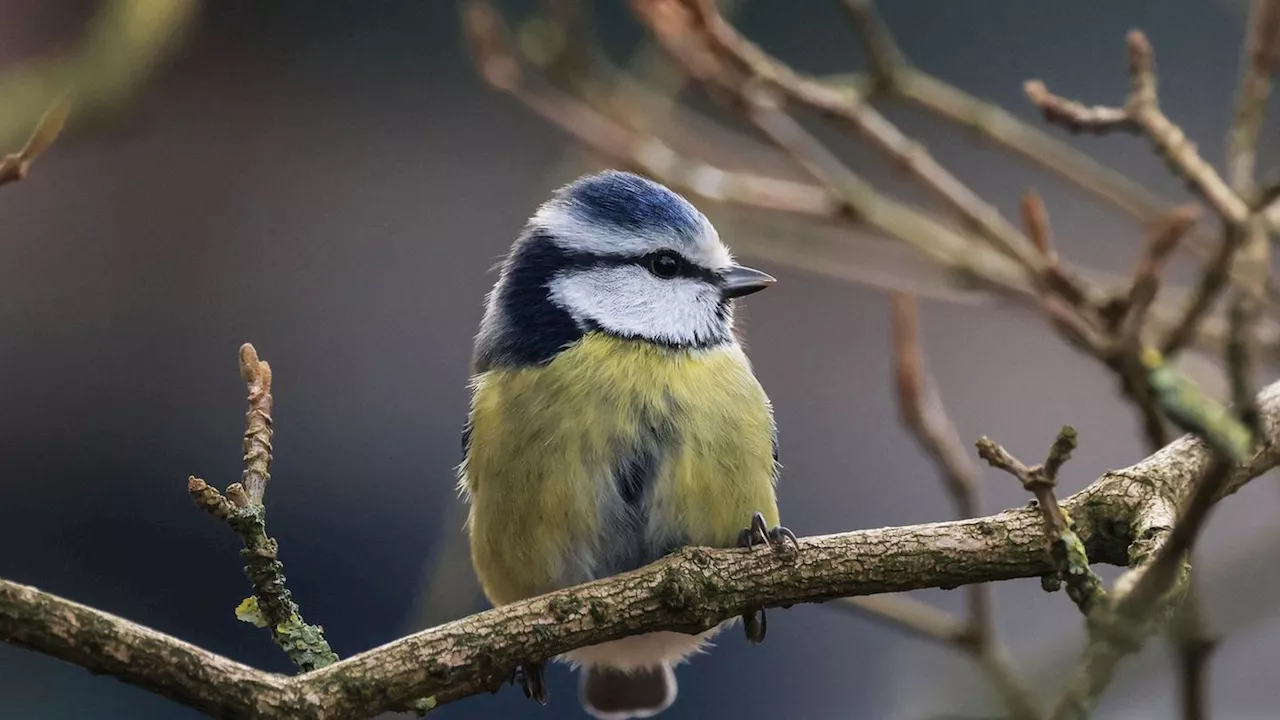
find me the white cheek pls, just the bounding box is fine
[548,267,729,346]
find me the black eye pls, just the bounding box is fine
[646,251,683,279]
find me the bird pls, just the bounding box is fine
[458,169,796,719]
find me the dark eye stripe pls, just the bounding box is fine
[550,245,720,284]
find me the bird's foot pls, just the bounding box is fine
[737,511,799,554]
[513,661,548,705]
[737,511,799,644]
[742,607,768,644]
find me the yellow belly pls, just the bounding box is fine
[461,333,779,605]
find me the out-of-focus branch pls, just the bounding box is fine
[464,2,834,216]
[463,0,1033,300]
[1170,586,1217,720]
[839,0,903,89]
[1224,1,1280,437]
[1110,207,1201,452]
[467,0,1276,363]
[886,293,1040,720]
[188,344,338,673]
[0,0,196,150]
[0,95,70,187]
[1027,32,1249,226]
[841,0,1278,332]
[1227,0,1280,201]
[675,0,1044,273]
[1026,28,1271,389]
[1119,207,1201,346]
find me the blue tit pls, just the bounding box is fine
[459,170,793,719]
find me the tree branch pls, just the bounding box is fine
[5,376,1280,719]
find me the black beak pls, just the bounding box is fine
[720,264,776,299]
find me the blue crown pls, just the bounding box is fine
[560,170,704,242]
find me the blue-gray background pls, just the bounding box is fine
[3,1,1279,718]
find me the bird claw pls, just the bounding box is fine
[736,511,797,645]
[513,661,548,705]
[741,607,768,644]
[737,511,799,554]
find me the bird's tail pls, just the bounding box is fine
[579,663,677,719]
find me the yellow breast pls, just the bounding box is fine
[461,333,779,605]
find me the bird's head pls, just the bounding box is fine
[476,171,775,368]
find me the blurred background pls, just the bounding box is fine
[2,1,1279,718]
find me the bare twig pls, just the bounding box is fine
[1007,27,1268,363]
[188,344,337,673]
[463,1,834,216]
[1161,224,1247,357]
[1227,0,1280,201]
[1223,1,1280,438]
[1107,207,1202,453]
[839,0,905,89]
[977,428,1107,617]
[0,0,195,152]
[1027,32,1250,226]
[1020,190,1056,262]
[829,65,1272,308]
[238,344,274,506]
[891,295,980,517]
[1170,584,1217,720]
[1024,81,1133,134]
[0,95,71,187]
[833,594,969,645]
[1120,206,1201,343]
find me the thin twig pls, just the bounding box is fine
[1020,190,1056,262]
[1120,206,1201,343]
[188,344,338,673]
[1170,584,1217,720]
[1226,0,1280,202]
[463,1,835,216]
[891,294,981,517]
[1024,81,1133,133]
[0,94,71,187]
[839,0,905,89]
[833,594,969,645]
[238,344,274,506]
[1223,1,1280,438]
[1162,224,1248,357]
[977,429,1107,617]
[1027,32,1250,226]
